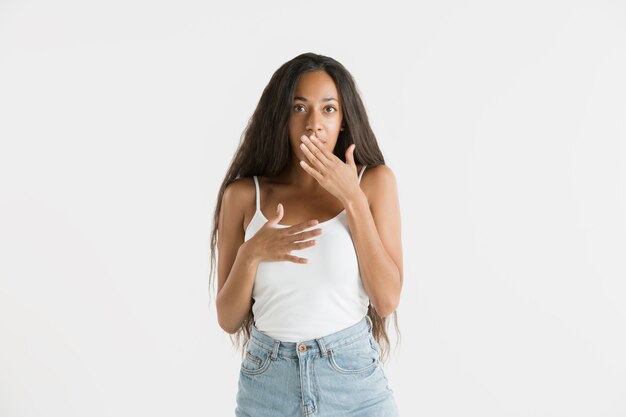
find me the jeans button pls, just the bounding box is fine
[298,343,307,352]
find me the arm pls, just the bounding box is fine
[215,180,259,333]
[343,165,403,318]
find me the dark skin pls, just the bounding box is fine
[216,70,401,330]
[243,70,361,263]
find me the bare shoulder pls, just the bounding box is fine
[222,176,256,231]
[362,164,397,181]
[224,176,255,204]
[360,164,398,203]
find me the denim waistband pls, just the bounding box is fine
[249,315,373,359]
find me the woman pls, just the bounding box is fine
[209,52,403,416]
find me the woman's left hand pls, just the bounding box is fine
[298,133,362,205]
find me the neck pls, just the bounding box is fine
[279,158,325,193]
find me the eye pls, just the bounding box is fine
[325,106,337,113]
[293,104,305,112]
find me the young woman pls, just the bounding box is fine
[209,52,403,416]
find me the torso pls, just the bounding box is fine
[242,164,370,231]
[240,165,372,341]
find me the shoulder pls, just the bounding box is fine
[222,177,256,225]
[224,176,255,203]
[362,164,396,182]
[361,164,398,202]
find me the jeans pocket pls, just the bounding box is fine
[240,342,272,376]
[327,336,379,375]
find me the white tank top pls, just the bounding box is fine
[244,165,370,342]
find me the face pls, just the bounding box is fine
[288,70,343,159]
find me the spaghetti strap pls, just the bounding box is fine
[358,165,367,183]
[252,176,260,211]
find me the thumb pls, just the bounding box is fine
[272,203,284,224]
[345,144,356,167]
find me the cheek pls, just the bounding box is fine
[330,121,342,136]
[287,123,299,140]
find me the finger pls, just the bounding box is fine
[345,144,356,167]
[290,228,322,243]
[292,239,317,250]
[301,135,331,166]
[299,159,323,182]
[286,218,319,233]
[309,134,334,162]
[299,140,325,170]
[268,203,284,226]
[285,255,308,264]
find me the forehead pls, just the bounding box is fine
[294,71,339,97]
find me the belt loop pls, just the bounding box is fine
[315,337,330,357]
[365,314,373,333]
[271,340,280,360]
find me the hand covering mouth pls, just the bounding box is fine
[311,134,327,144]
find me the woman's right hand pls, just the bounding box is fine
[244,203,322,264]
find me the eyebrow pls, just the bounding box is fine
[293,96,338,103]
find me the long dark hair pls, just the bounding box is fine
[209,52,400,362]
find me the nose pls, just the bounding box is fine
[305,111,323,134]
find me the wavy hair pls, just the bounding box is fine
[208,52,400,362]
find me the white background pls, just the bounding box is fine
[1,0,625,416]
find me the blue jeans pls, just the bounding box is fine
[235,315,400,416]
